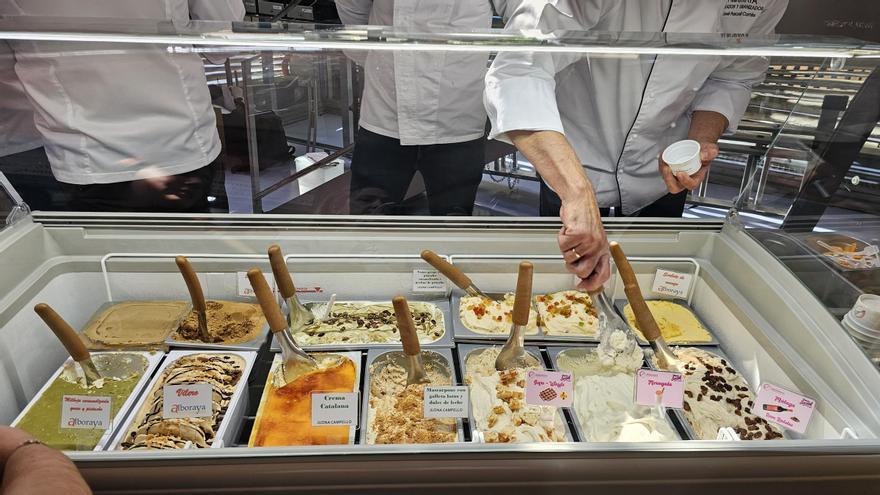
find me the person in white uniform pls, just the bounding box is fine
[0,40,50,210]
[484,0,788,289]
[336,0,494,215]
[1,0,244,212]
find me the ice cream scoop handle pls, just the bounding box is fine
[34,303,90,363]
[392,296,420,356]
[175,256,206,313]
[513,261,533,326]
[247,268,288,334]
[268,245,297,299]
[609,242,663,342]
[420,250,472,291]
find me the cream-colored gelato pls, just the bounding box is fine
[465,347,566,443]
[624,300,713,343]
[83,301,188,346]
[294,302,445,345]
[367,357,456,444]
[459,294,539,335]
[660,347,784,440]
[535,290,599,337]
[557,339,677,442]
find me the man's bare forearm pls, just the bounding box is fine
[688,110,728,144]
[507,130,592,203]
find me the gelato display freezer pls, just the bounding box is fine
[1,213,879,492]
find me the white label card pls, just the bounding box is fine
[238,271,277,298]
[61,395,112,430]
[423,386,469,418]
[163,383,213,419]
[311,392,359,427]
[412,269,446,293]
[651,269,693,299]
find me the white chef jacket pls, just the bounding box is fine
[485,0,788,214]
[0,1,244,185]
[0,41,41,157]
[336,0,493,146]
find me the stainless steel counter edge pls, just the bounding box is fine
[65,438,880,462]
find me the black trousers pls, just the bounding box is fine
[0,147,56,211]
[67,159,219,213]
[348,128,485,216]
[539,179,688,218]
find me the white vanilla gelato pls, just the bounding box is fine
[465,347,566,443]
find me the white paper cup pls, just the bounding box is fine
[844,315,880,338]
[662,140,702,176]
[845,312,880,337]
[851,294,880,329]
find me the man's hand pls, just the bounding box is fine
[506,130,611,290]
[558,198,610,291]
[659,141,719,193]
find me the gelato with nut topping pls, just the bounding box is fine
[294,302,445,345]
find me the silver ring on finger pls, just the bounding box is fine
[570,247,582,260]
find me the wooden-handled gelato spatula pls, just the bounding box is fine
[392,296,430,385]
[268,244,324,330]
[609,241,678,370]
[495,261,534,371]
[248,268,317,383]
[589,286,638,362]
[175,256,211,343]
[34,303,102,386]
[420,250,494,300]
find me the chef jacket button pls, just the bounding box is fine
[670,122,676,128]
[631,133,638,139]
[648,92,655,98]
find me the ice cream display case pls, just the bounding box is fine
[1,15,880,494]
[1,213,878,492]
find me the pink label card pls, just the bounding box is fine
[753,383,816,434]
[525,370,573,407]
[634,368,685,409]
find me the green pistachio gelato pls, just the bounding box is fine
[15,353,148,450]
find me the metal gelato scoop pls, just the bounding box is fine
[609,241,678,370]
[590,287,638,361]
[34,303,102,385]
[247,268,318,383]
[175,256,211,343]
[495,261,535,371]
[392,295,430,385]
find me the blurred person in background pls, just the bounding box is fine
[0,40,51,211]
[485,0,788,289]
[0,0,244,212]
[337,0,496,216]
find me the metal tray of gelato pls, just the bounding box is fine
[165,299,270,352]
[644,346,788,441]
[12,351,164,452]
[109,349,256,450]
[249,351,362,447]
[79,300,190,351]
[271,298,453,352]
[453,290,606,344]
[363,348,464,445]
[452,292,544,343]
[613,299,718,346]
[456,343,574,443]
[546,346,683,442]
